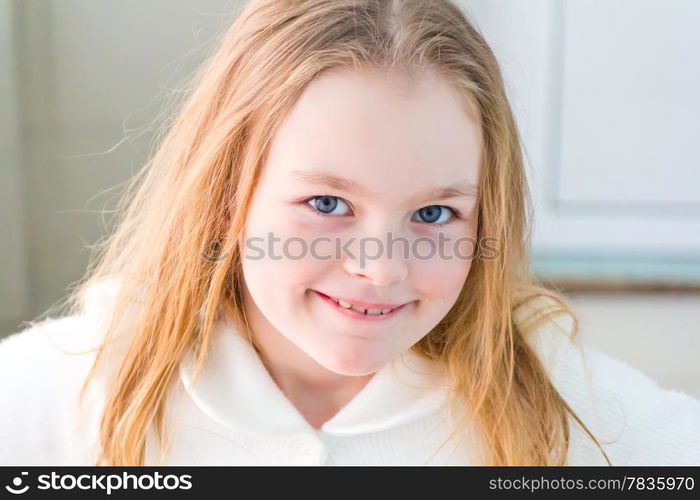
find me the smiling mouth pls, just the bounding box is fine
[312,290,408,317]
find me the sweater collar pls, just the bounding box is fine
[177,318,453,437]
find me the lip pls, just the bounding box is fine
[312,290,410,321]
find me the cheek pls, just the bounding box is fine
[412,252,472,304]
[241,212,334,300]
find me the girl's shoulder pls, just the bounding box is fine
[0,313,101,399]
[0,310,102,361]
[0,314,103,464]
[0,278,128,465]
[0,276,126,383]
[517,294,700,465]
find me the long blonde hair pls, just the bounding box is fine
[64,0,611,465]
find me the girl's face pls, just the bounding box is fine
[240,67,481,376]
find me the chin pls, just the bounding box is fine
[315,343,390,377]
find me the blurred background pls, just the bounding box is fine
[0,0,698,397]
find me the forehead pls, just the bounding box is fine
[262,67,482,196]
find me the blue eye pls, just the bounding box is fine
[306,196,351,217]
[303,197,458,227]
[411,205,456,226]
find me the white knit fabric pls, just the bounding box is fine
[1,278,699,465]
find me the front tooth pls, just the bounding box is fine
[380,308,392,314]
[338,299,353,309]
[350,304,366,314]
[367,308,383,315]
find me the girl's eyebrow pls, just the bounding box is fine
[291,170,478,202]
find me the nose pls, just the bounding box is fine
[341,226,409,286]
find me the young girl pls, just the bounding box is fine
[1,0,699,466]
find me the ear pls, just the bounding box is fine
[219,211,245,257]
[218,202,233,237]
[220,213,231,236]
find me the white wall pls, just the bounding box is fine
[462,0,700,284]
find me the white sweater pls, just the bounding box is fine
[1,279,699,465]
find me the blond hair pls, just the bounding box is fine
[63,0,611,465]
